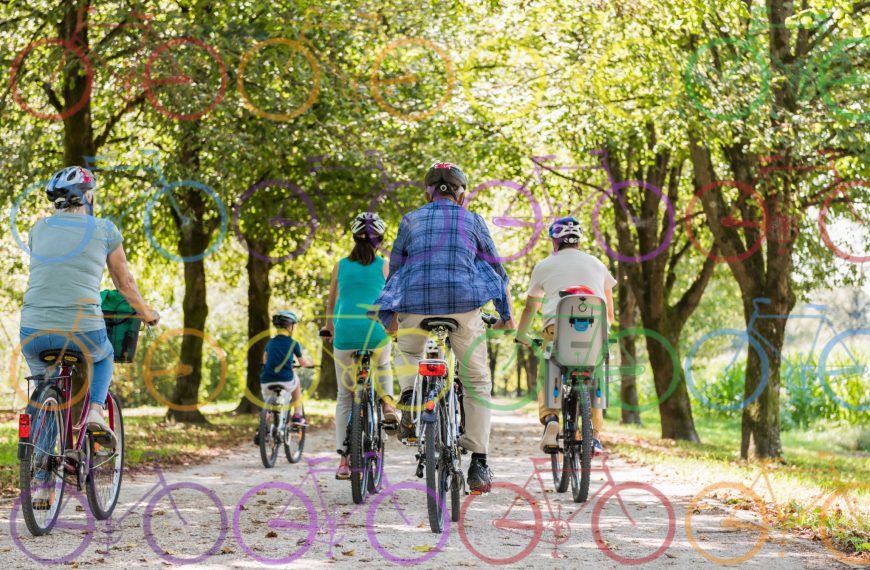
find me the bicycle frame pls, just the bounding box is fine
[500,456,635,547]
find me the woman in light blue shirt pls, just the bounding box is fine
[320,213,399,480]
[20,167,159,459]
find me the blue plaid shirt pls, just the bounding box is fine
[376,199,511,324]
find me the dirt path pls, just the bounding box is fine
[0,409,848,569]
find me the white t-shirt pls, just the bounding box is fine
[526,248,617,327]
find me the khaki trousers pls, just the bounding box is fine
[537,325,604,439]
[395,310,491,455]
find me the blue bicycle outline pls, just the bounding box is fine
[685,297,868,412]
[84,150,228,263]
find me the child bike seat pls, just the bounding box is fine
[420,318,459,332]
[38,349,85,364]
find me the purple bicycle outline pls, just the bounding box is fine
[233,455,448,565]
[10,455,227,565]
[10,482,95,565]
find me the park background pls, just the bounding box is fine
[0,0,867,561]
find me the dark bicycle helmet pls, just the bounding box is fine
[549,217,582,245]
[46,166,97,210]
[424,162,468,200]
[272,310,299,328]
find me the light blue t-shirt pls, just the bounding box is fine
[21,211,123,332]
[333,257,389,350]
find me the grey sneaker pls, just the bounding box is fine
[540,419,559,454]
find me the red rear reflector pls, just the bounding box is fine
[564,285,595,296]
[359,370,368,377]
[424,400,435,412]
[419,362,447,376]
[19,414,31,438]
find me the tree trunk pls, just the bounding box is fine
[235,248,273,414]
[60,1,95,165]
[318,340,338,399]
[168,253,209,423]
[515,345,525,397]
[486,338,498,388]
[617,262,641,424]
[647,322,700,441]
[524,344,538,394]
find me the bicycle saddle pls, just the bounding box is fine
[420,317,459,332]
[38,349,85,364]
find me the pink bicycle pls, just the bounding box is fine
[459,454,675,565]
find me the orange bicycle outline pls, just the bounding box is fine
[237,7,454,122]
[686,454,869,565]
[10,7,227,122]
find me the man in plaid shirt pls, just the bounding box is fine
[376,162,515,494]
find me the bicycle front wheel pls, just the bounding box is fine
[259,399,280,468]
[86,391,124,519]
[593,482,676,564]
[551,448,569,493]
[350,388,370,504]
[19,383,66,536]
[424,417,445,532]
[284,403,305,463]
[572,388,592,504]
[368,392,385,493]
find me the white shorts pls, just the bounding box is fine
[260,379,298,406]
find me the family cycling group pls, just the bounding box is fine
[18,161,615,510]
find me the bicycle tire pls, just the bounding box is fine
[19,383,66,536]
[573,387,592,504]
[86,392,124,520]
[143,482,227,564]
[458,481,543,565]
[350,387,369,504]
[592,482,676,565]
[368,391,384,493]
[259,398,279,468]
[284,403,306,463]
[10,485,94,564]
[424,418,444,532]
[551,449,569,493]
[10,38,94,121]
[237,38,321,122]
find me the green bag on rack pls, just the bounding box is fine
[100,289,141,363]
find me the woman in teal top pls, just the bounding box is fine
[321,213,399,480]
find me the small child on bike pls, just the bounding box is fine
[516,217,616,455]
[253,310,313,446]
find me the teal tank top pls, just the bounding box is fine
[333,257,389,350]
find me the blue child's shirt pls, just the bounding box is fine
[260,334,302,383]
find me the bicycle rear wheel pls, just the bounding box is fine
[19,383,66,536]
[573,387,593,503]
[350,387,370,504]
[86,392,124,519]
[259,397,280,468]
[367,392,385,493]
[284,403,305,463]
[424,416,445,532]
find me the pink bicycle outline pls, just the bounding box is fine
[459,454,675,565]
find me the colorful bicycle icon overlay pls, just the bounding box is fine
[685,482,771,565]
[374,195,455,266]
[589,36,681,121]
[142,327,228,412]
[9,329,95,411]
[237,38,321,122]
[233,179,318,263]
[10,483,95,564]
[819,37,870,123]
[366,481,451,566]
[369,37,455,122]
[142,179,228,263]
[460,38,546,122]
[684,180,770,264]
[233,481,318,565]
[240,328,321,409]
[10,179,99,265]
[461,179,544,263]
[819,482,870,566]
[819,178,869,264]
[818,328,870,412]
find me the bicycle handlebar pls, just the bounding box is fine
[481,312,499,326]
